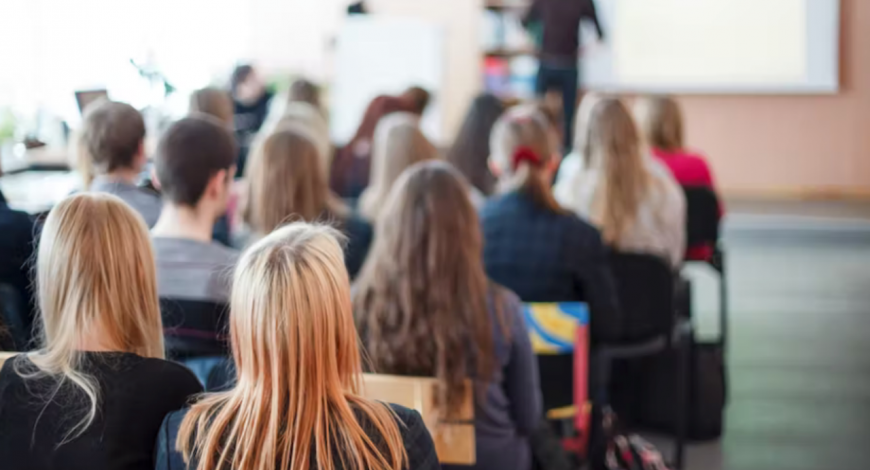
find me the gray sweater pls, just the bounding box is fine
[89,177,162,228]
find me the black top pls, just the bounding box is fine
[0,189,37,349]
[155,403,440,470]
[0,352,203,470]
[480,191,622,342]
[524,0,604,64]
[233,91,273,176]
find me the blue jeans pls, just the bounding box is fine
[535,64,579,152]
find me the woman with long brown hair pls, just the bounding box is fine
[554,97,686,268]
[0,193,202,470]
[480,105,621,343]
[237,125,372,277]
[354,161,541,470]
[156,223,438,470]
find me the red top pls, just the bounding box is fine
[653,148,721,261]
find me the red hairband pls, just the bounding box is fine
[512,146,541,171]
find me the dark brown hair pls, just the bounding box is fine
[155,116,236,207]
[399,86,431,115]
[79,100,145,176]
[446,93,505,195]
[354,161,506,418]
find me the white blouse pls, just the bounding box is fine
[554,152,687,268]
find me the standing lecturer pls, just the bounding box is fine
[523,0,604,151]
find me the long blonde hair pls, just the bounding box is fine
[178,223,408,470]
[358,113,438,221]
[585,98,650,245]
[18,193,164,442]
[633,95,684,153]
[243,126,348,237]
[490,105,565,213]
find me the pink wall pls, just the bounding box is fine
[677,0,870,198]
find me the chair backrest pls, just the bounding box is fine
[683,186,720,247]
[608,252,675,342]
[159,298,230,359]
[523,303,589,354]
[361,373,475,465]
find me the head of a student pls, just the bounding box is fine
[358,113,438,221]
[355,161,499,418]
[230,64,265,103]
[154,116,237,222]
[446,93,505,194]
[23,193,163,440]
[585,97,649,244]
[189,87,235,129]
[399,86,431,116]
[634,95,684,153]
[288,78,322,110]
[572,92,605,156]
[244,125,345,236]
[178,223,406,470]
[78,100,146,185]
[490,105,563,212]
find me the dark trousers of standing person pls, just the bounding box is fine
[536,63,579,152]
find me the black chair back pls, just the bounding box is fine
[683,186,720,247]
[160,298,230,359]
[608,252,675,342]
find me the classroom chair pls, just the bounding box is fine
[523,302,591,456]
[361,373,475,466]
[683,186,728,348]
[596,251,691,469]
[159,298,231,388]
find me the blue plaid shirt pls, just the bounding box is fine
[480,191,622,341]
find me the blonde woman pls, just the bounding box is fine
[238,125,372,278]
[0,193,202,470]
[554,98,686,268]
[357,113,438,221]
[480,105,621,342]
[155,223,439,470]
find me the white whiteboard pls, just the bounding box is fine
[581,0,840,94]
[331,16,445,145]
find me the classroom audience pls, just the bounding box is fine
[0,161,36,349]
[79,100,162,227]
[230,64,273,176]
[358,113,439,221]
[238,125,372,278]
[355,161,541,470]
[155,223,439,470]
[446,93,505,198]
[331,86,431,198]
[188,87,235,129]
[0,193,202,470]
[481,105,621,341]
[151,116,239,303]
[555,97,686,268]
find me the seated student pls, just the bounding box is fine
[446,93,505,200]
[230,64,273,176]
[358,113,439,221]
[0,161,37,349]
[0,193,202,470]
[331,86,430,198]
[189,87,235,129]
[151,116,239,304]
[481,105,621,342]
[355,161,542,470]
[554,98,686,268]
[155,223,439,470]
[238,125,372,278]
[79,100,162,227]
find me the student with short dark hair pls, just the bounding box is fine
[0,193,202,470]
[79,100,162,227]
[151,116,239,303]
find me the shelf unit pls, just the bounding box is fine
[481,0,538,100]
